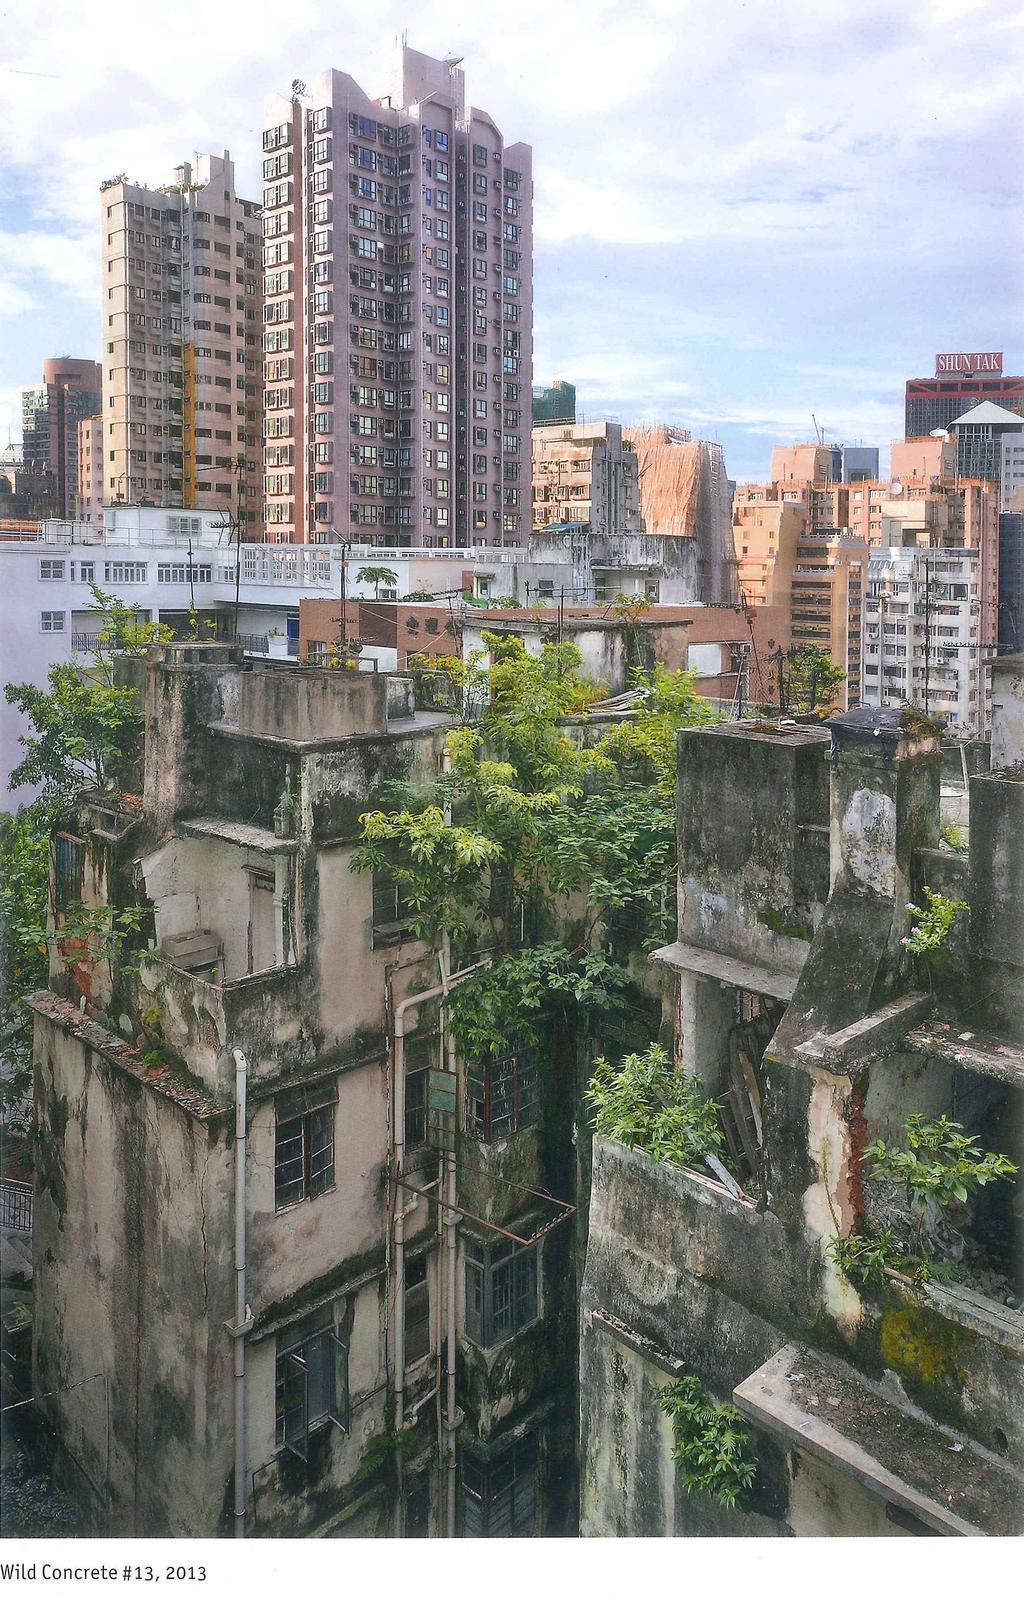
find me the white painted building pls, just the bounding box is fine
[861,546,991,734]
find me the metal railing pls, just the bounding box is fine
[236,632,269,654]
[0,1179,32,1233]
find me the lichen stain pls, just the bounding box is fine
[842,787,895,895]
[880,1307,970,1387]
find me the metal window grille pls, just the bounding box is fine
[464,1237,538,1349]
[0,1180,32,1233]
[466,1052,536,1142]
[404,1252,430,1364]
[463,1432,538,1537]
[54,833,84,912]
[274,1080,337,1209]
[275,1323,349,1457]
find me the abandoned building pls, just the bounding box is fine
[28,644,577,1536]
[580,689,1024,1535]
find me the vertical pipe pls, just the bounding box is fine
[232,1047,248,1539]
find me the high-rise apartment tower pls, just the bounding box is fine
[21,358,102,518]
[100,153,263,526]
[260,45,533,546]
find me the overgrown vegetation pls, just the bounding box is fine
[1,590,163,1122]
[829,1115,1017,1288]
[772,644,845,716]
[901,887,968,955]
[827,1222,949,1287]
[355,635,720,1123]
[939,823,968,854]
[658,1375,757,1507]
[586,1045,724,1170]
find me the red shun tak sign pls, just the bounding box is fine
[935,351,1003,375]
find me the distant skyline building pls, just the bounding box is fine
[531,420,639,538]
[260,45,533,546]
[21,358,101,518]
[905,352,1024,437]
[947,400,1024,492]
[100,153,263,525]
[625,425,735,603]
[531,381,576,425]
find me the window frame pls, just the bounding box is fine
[464,1234,539,1349]
[274,1079,338,1211]
[275,1311,349,1457]
[462,1431,538,1537]
[466,1051,536,1142]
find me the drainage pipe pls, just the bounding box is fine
[231,1047,249,1539]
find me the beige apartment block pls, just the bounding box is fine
[260,45,533,547]
[100,153,263,527]
[75,415,103,523]
[769,442,835,486]
[889,435,957,483]
[531,420,640,537]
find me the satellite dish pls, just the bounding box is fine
[890,480,904,495]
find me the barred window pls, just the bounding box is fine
[275,1307,348,1457]
[274,1079,337,1209]
[466,1053,536,1142]
[54,832,84,912]
[464,1235,538,1349]
[463,1432,538,1537]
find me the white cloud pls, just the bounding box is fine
[0,0,1021,474]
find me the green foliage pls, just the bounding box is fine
[586,1044,725,1170]
[939,823,968,854]
[4,587,165,811]
[446,943,629,1056]
[355,565,398,597]
[534,790,675,948]
[901,887,967,954]
[658,1376,757,1507]
[863,1114,1017,1211]
[352,805,501,945]
[778,644,845,715]
[0,810,50,1125]
[406,589,437,603]
[827,1221,950,1287]
[595,665,721,796]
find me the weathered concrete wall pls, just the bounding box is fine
[991,655,1024,768]
[676,724,830,972]
[32,1010,234,1535]
[238,665,387,743]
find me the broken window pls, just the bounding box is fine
[404,1251,431,1364]
[466,1052,536,1142]
[274,1078,337,1209]
[464,1235,538,1349]
[275,1306,349,1457]
[53,832,84,912]
[462,1431,538,1537]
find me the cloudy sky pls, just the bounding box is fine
[1,0,1021,481]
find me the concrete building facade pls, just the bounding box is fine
[260,46,532,549]
[623,428,735,604]
[905,352,1024,436]
[531,421,640,539]
[100,154,262,525]
[75,416,104,523]
[21,359,102,519]
[580,705,1023,1537]
[531,381,575,425]
[862,546,992,733]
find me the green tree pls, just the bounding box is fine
[4,586,170,813]
[356,565,398,598]
[777,644,845,715]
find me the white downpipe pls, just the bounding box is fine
[391,957,490,1436]
[231,1047,249,1539]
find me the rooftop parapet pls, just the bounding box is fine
[237,662,387,743]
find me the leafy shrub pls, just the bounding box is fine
[863,1114,1017,1211]
[659,1376,757,1507]
[827,1222,949,1287]
[586,1044,724,1169]
[901,887,967,954]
